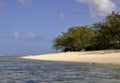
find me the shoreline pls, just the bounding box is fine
[21,50,120,66]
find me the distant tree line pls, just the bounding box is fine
[53,11,120,52]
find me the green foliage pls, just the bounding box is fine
[92,11,120,49]
[53,11,120,51]
[53,26,95,51]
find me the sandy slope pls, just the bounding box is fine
[21,50,120,65]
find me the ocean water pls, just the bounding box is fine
[0,56,120,83]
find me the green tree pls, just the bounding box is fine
[53,11,120,51]
[53,26,95,51]
[92,11,120,49]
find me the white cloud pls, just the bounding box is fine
[1,32,51,41]
[58,12,66,19]
[13,32,35,40]
[19,0,32,6]
[76,0,116,17]
[14,32,20,39]
[27,32,35,39]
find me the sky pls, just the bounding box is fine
[0,0,120,55]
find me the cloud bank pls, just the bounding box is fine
[76,0,116,17]
[13,32,35,40]
[12,32,50,41]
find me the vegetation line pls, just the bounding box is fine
[53,11,120,52]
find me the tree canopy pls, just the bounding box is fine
[92,11,120,49]
[53,11,120,52]
[53,26,95,51]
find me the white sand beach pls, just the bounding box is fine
[21,50,120,66]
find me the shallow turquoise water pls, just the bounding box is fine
[0,56,120,83]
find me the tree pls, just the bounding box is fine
[92,11,120,49]
[53,26,96,51]
[53,11,120,51]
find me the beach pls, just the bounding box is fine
[21,50,120,66]
[1,56,120,82]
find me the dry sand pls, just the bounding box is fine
[21,50,120,66]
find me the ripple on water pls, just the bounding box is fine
[0,56,120,83]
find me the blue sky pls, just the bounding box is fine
[0,0,120,55]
